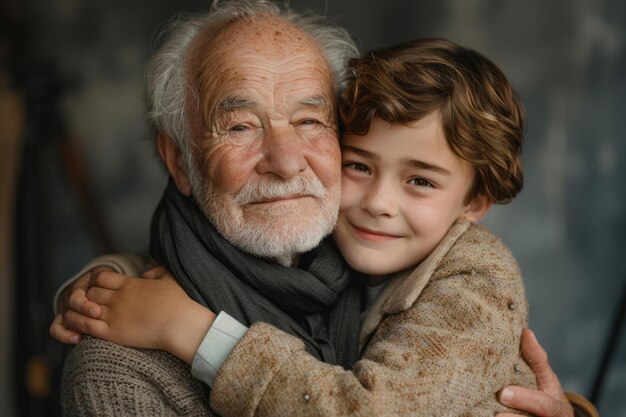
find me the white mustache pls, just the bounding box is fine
[234,176,327,205]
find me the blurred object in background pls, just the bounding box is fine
[1,0,625,416]
[0,34,25,417]
[3,2,121,416]
[13,58,117,417]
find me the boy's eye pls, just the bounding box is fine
[408,177,433,187]
[344,162,371,174]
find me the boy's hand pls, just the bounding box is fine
[49,266,112,344]
[496,329,574,417]
[75,267,216,364]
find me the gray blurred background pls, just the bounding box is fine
[1,0,624,416]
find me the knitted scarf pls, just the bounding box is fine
[149,180,362,368]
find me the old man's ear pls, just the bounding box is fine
[157,132,193,196]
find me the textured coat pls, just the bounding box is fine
[208,220,537,417]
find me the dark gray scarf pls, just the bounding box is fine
[149,180,362,368]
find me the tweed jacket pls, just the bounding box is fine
[208,220,537,417]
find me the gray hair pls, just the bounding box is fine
[145,0,359,170]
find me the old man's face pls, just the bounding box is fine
[186,17,341,263]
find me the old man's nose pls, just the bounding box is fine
[256,127,307,179]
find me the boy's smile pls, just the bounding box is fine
[350,224,402,243]
[333,113,491,277]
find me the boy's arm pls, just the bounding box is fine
[52,262,251,395]
[50,253,152,344]
[52,253,151,314]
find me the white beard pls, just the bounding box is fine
[190,167,339,265]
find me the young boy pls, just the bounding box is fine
[54,38,592,416]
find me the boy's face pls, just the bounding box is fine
[334,113,490,276]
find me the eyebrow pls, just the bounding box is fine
[297,95,331,110]
[342,145,451,176]
[217,96,257,112]
[216,95,331,113]
[342,145,379,160]
[404,159,451,176]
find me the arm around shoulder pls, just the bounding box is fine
[53,253,153,314]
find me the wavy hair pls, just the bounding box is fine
[340,38,525,204]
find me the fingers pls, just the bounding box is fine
[88,268,128,290]
[498,329,574,417]
[498,386,563,417]
[85,286,116,306]
[142,266,170,279]
[521,329,561,391]
[62,309,110,339]
[57,272,89,313]
[49,314,82,344]
[67,274,102,319]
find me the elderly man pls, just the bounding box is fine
[52,1,589,416]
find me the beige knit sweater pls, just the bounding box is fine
[61,220,535,416]
[62,337,215,416]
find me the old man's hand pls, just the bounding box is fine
[496,329,574,417]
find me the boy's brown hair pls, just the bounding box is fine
[339,38,525,204]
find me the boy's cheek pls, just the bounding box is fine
[339,179,363,210]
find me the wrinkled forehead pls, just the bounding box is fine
[213,16,325,59]
[187,16,335,123]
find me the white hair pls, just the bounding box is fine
[144,0,359,180]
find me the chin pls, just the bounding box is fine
[344,254,395,276]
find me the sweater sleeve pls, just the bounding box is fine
[62,336,216,417]
[209,233,536,417]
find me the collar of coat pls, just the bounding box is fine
[359,218,471,350]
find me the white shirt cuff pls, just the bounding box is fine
[191,311,248,387]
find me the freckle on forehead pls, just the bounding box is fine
[190,15,333,107]
[214,17,320,55]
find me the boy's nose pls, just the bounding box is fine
[360,181,398,218]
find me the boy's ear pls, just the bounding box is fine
[462,193,493,223]
[157,133,193,196]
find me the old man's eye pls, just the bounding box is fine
[295,118,327,139]
[296,118,325,131]
[300,119,321,125]
[230,124,249,132]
